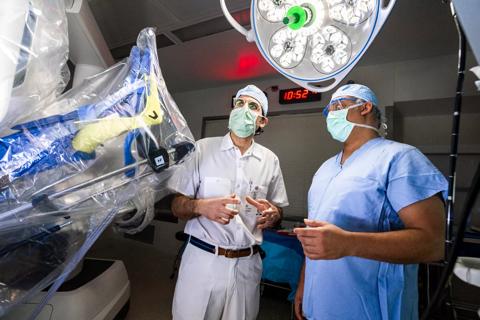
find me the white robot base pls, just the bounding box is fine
[454,256,480,317]
[2,258,130,320]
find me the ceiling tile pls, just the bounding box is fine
[172,9,249,42]
[89,0,178,48]
[160,0,249,24]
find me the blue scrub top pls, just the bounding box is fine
[304,137,448,320]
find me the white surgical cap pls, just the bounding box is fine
[235,85,268,115]
[331,84,378,106]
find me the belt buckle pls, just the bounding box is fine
[224,249,235,258]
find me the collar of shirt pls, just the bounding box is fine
[336,137,383,168]
[220,133,263,160]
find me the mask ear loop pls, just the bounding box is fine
[251,110,267,136]
[380,123,388,137]
[344,103,386,136]
[355,102,389,137]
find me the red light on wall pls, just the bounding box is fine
[238,54,260,70]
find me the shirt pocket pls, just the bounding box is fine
[198,176,232,199]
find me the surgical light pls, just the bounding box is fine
[221,0,396,92]
[328,0,375,25]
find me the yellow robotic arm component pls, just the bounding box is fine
[72,75,164,154]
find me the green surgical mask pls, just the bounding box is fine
[228,106,258,138]
[326,104,380,142]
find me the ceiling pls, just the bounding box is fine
[88,0,460,93]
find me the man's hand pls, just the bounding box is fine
[246,196,281,229]
[195,194,240,225]
[294,219,352,260]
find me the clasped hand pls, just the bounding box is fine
[246,196,281,229]
[294,219,352,260]
[195,194,240,225]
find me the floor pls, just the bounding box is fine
[87,228,292,320]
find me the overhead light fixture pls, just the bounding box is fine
[221,0,396,92]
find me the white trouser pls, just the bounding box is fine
[172,243,263,320]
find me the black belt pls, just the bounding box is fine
[187,235,259,258]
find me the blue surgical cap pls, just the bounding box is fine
[331,84,378,106]
[235,85,268,115]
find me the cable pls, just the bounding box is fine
[445,1,466,256]
[420,2,471,319]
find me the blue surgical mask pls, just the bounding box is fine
[228,106,258,138]
[326,104,380,142]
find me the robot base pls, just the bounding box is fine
[2,258,130,320]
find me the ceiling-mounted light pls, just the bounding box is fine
[221,0,396,92]
[328,0,375,25]
[258,0,292,23]
[310,25,351,73]
[269,27,308,68]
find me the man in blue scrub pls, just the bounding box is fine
[294,84,448,320]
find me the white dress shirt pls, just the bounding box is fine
[172,133,289,248]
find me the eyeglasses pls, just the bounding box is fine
[323,97,364,116]
[233,98,262,112]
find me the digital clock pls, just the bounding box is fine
[279,87,322,105]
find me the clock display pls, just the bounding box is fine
[279,88,322,104]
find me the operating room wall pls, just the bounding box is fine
[173,52,479,140]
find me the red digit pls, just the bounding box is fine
[302,89,308,98]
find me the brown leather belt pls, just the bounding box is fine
[188,234,259,258]
[218,246,259,258]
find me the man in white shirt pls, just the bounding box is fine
[170,85,289,320]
